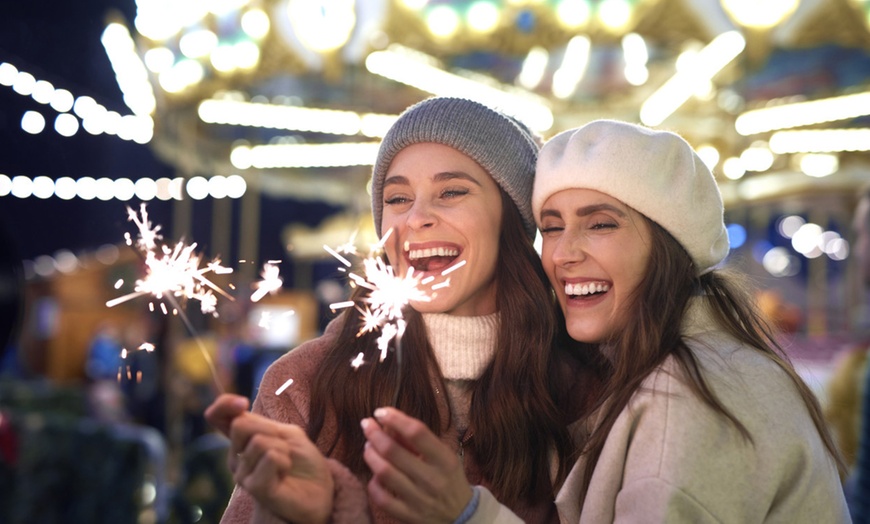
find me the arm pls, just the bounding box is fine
[361,407,524,524]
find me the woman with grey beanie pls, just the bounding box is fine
[205,97,602,523]
[533,119,848,523]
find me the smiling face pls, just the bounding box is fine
[539,188,652,343]
[380,143,504,316]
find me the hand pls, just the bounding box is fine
[205,393,250,436]
[362,407,473,524]
[229,412,335,524]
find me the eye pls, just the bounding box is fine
[384,195,411,206]
[540,223,564,235]
[590,220,617,230]
[440,187,469,199]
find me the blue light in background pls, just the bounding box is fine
[726,223,747,249]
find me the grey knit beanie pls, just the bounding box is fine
[371,97,540,239]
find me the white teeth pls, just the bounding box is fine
[409,247,460,260]
[404,241,410,252]
[564,282,610,296]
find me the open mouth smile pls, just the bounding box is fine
[404,240,461,272]
[564,281,610,299]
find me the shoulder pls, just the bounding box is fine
[252,316,344,423]
[607,336,846,520]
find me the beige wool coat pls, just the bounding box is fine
[472,299,850,523]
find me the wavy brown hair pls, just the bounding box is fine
[571,219,846,497]
[308,187,584,505]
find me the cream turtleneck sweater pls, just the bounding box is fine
[422,312,499,434]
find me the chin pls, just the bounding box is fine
[566,323,604,344]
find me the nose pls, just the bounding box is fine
[407,199,437,230]
[549,234,586,268]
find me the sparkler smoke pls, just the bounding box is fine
[324,228,464,406]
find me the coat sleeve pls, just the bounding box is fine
[613,477,719,523]
[463,486,525,524]
[219,329,372,524]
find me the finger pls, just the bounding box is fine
[362,418,432,484]
[367,475,417,523]
[228,412,300,455]
[237,434,293,479]
[239,447,288,497]
[372,408,454,469]
[363,439,422,505]
[205,394,250,435]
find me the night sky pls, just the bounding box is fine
[0,0,174,260]
[0,0,343,280]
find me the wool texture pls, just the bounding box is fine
[371,96,540,238]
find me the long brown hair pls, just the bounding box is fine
[308,188,579,504]
[573,219,846,495]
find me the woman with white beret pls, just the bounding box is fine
[531,119,849,523]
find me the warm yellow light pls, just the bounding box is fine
[467,2,500,33]
[622,33,648,86]
[769,129,870,153]
[598,0,632,31]
[722,157,745,180]
[739,142,774,172]
[552,36,590,99]
[798,153,839,178]
[721,0,798,29]
[696,145,720,169]
[735,91,870,135]
[286,0,356,53]
[426,5,461,38]
[144,47,175,73]
[241,8,270,39]
[640,31,745,126]
[232,142,382,169]
[555,0,591,29]
[179,29,218,59]
[198,98,397,137]
[518,47,549,90]
[365,45,553,131]
[401,0,428,9]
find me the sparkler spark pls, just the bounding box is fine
[275,378,294,395]
[323,230,469,362]
[106,204,235,317]
[117,341,155,384]
[251,262,283,302]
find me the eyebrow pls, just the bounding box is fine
[540,203,628,220]
[383,171,483,188]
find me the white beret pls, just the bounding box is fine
[533,119,729,275]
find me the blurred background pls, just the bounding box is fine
[1,0,869,522]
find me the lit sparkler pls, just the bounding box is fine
[107,204,230,392]
[323,229,465,404]
[106,204,234,316]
